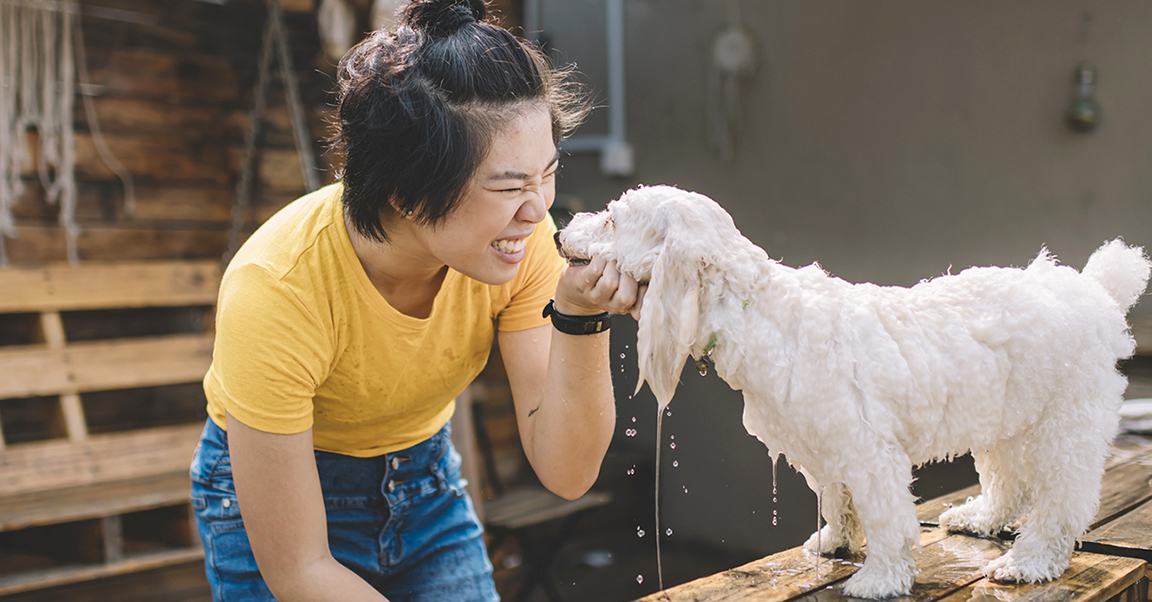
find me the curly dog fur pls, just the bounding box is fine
[557,185,1150,598]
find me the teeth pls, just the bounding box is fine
[492,238,526,254]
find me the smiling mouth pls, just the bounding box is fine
[492,238,527,254]
[553,232,590,266]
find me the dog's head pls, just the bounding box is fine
[557,185,743,410]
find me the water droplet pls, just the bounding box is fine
[670,435,675,439]
[637,528,646,538]
[683,486,689,493]
[666,528,673,536]
[672,460,679,467]
[637,575,644,584]
[625,428,637,437]
[620,353,626,359]
[670,442,676,449]
[665,409,672,417]
[631,416,636,423]
[627,468,635,475]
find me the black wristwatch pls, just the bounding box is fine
[542,299,612,335]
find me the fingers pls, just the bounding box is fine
[557,257,640,316]
[629,284,648,322]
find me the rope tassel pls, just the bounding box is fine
[0,0,134,266]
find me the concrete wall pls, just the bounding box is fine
[538,1,1152,559]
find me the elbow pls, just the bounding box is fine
[542,473,597,501]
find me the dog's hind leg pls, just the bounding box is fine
[838,449,920,599]
[940,437,1031,537]
[802,481,864,556]
[983,413,1111,584]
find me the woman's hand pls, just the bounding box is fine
[553,255,642,317]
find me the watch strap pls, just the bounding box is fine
[542,299,612,335]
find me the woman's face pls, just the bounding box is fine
[416,104,559,285]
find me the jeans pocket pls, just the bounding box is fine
[192,478,245,533]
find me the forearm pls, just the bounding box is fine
[267,556,388,602]
[525,327,616,499]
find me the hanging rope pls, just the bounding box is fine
[0,0,134,266]
[1,0,77,265]
[225,0,320,265]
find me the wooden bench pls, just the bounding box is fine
[632,434,1152,602]
[0,260,220,596]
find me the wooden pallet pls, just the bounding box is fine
[0,260,220,596]
[631,436,1152,602]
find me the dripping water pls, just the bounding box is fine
[815,486,824,577]
[654,409,666,591]
[772,455,778,526]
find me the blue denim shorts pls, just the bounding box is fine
[190,419,498,602]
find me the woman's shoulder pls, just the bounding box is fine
[228,184,345,280]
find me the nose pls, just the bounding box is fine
[554,231,563,253]
[518,188,549,224]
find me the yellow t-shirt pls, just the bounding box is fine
[203,183,564,457]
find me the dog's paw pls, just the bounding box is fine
[983,551,1063,584]
[841,565,913,599]
[939,497,997,537]
[803,525,846,556]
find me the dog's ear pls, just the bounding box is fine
[636,240,700,411]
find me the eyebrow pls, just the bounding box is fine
[486,150,560,182]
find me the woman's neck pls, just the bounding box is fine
[345,215,447,319]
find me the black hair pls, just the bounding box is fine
[329,0,589,242]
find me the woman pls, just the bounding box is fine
[190,1,637,600]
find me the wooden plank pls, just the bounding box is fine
[0,547,205,597]
[484,488,612,531]
[59,394,89,444]
[935,552,1145,602]
[0,333,214,399]
[37,312,66,347]
[1085,497,1152,559]
[2,224,229,265]
[0,472,192,532]
[0,423,203,496]
[0,261,220,313]
[0,557,209,602]
[632,527,955,602]
[102,515,125,564]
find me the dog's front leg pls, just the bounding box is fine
[839,451,920,599]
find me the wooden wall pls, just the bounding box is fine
[5,0,519,267]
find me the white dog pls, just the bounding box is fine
[557,185,1151,599]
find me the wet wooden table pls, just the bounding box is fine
[634,434,1152,602]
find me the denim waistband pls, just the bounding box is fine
[193,419,453,498]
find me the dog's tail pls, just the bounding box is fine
[1082,239,1152,314]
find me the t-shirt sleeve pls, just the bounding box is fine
[495,213,566,331]
[208,263,330,433]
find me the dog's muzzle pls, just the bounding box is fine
[554,231,590,266]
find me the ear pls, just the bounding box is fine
[636,241,700,411]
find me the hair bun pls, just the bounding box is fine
[402,0,486,37]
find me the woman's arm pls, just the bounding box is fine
[499,256,639,499]
[225,412,388,601]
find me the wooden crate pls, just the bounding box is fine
[0,260,220,596]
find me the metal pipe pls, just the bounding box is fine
[560,0,633,176]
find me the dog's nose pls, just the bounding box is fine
[553,231,563,253]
